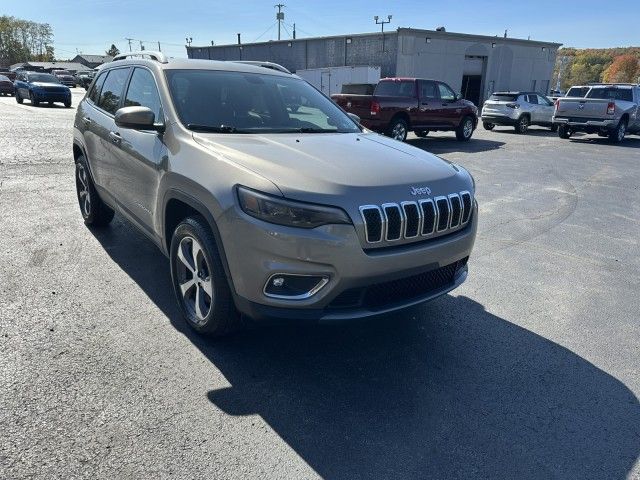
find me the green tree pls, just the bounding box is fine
[0,15,54,65]
[106,44,120,57]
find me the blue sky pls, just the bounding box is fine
[5,0,639,59]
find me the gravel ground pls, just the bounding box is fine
[1,89,639,479]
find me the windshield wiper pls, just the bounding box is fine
[187,124,244,133]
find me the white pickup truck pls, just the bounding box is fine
[553,84,640,142]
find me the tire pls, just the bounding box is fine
[455,116,474,141]
[514,115,529,134]
[170,216,240,336]
[387,117,408,142]
[415,130,429,138]
[16,91,23,104]
[482,122,495,131]
[30,92,39,107]
[75,155,115,227]
[550,124,558,133]
[64,100,71,108]
[608,120,626,143]
[558,125,571,139]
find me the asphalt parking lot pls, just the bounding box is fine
[1,89,639,479]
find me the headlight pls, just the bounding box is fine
[237,186,351,228]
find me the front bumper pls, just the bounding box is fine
[220,202,478,321]
[32,91,71,103]
[481,114,518,126]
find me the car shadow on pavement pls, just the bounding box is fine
[406,137,505,154]
[567,136,640,148]
[91,219,640,480]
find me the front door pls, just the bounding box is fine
[437,82,464,128]
[109,67,166,233]
[416,80,440,127]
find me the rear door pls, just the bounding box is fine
[110,67,167,232]
[416,80,440,127]
[79,71,108,186]
[536,94,555,124]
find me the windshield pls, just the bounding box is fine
[587,88,633,102]
[54,70,72,76]
[165,69,360,133]
[28,73,60,83]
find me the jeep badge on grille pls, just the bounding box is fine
[410,186,432,196]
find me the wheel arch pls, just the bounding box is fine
[389,111,411,129]
[162,189,237,296]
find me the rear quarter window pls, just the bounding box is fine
[374,81,415,97]
[587,88,633,102]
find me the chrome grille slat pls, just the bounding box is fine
[360,191,473,245]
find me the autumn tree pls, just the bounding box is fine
[602,54,640,83]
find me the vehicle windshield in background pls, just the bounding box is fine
[165,70,360,133]
[566,87,590,97]
[489,93,519,101]
[54,70,72,76]
[374,80,415,97]
[587,88,633,102]
[28,73,61,84]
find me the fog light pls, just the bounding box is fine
[263,274,329,300]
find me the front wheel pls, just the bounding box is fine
[514,115,529,134]
[16,91,23,104]
[64,100,71,108]
[170,216,240,336]
[75,155,115,226]
[550,124,558,133]
[388,118,408,142]
[558,125,571,139]
[608,120,626,143]
[482,122,495,131]
[455,116,474,141]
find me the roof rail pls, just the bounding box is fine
[112,51,168,64]
[232,61,291,74]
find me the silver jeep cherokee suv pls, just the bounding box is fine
[72,51,478,336]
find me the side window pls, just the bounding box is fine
[124,68,163,120]
[537,95,551,106]
[97,68,130,115]
[88,72,107,104]
[438,83,456,101]
[419,80,438,100]
[527,94,538,104]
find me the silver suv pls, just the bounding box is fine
[72,51,477,336]
[481,92,556,133]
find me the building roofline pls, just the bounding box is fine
[189,27,561,50]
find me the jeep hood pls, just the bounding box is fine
[192,132,468,205]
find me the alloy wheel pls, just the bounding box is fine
[176,236,213,324]
[76,164,91,217]
[463,119,473,138]
[617,123,625,142]
[392,123,406,141]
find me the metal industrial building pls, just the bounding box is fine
[187,28,561,106]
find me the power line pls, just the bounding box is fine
[254,21,278,42]
[281,22,291,39]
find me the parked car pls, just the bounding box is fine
[52,69,77,87]
[75,71,95,89]
[331,78,478,142]
[553,84,640,142]
[481,92,556,133]
[0,74,15,96]
[0,69,17,82]
[72,53,478,336]
[14,71,72,107]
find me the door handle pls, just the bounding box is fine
[82,116,93,124]
[108,131,121,144]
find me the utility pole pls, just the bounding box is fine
[293,23,296,40]
[125,38,133,52]
[374,15,392,52]
[275,4,285,41]
[157,41,161,51]
[139,40,145,51]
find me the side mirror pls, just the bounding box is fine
[455,93,462,101]
[347,112,361,124]
[115,106,164,132]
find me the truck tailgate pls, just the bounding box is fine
[555,98,611,120]
[331,94,373,119]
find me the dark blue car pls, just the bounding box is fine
[14,71,72,107]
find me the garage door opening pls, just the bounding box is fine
[462,55,486,106]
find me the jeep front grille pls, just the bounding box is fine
[360,191,472,244]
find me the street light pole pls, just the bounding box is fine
[374,15,392,52]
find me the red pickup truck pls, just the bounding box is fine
[331,77,478,142]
